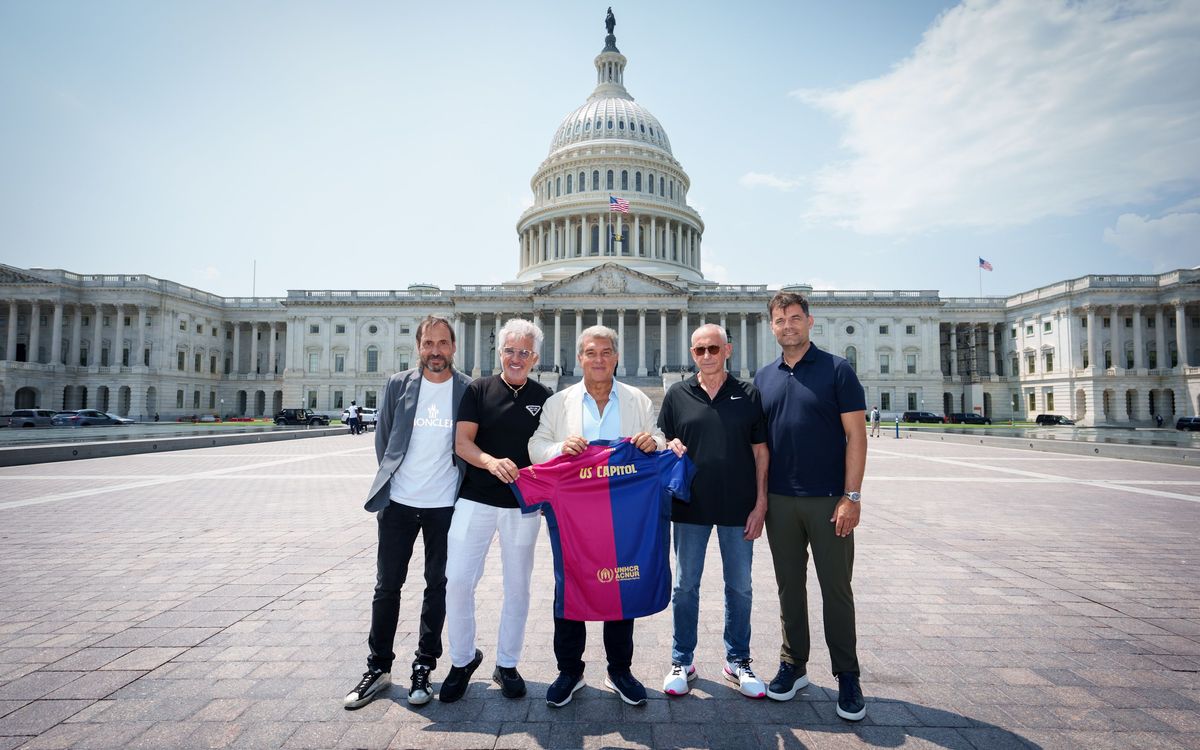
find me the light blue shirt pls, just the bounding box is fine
[582,383,621,441]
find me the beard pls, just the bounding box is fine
[421,353,453,372]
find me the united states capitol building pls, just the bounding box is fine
[2,18,1198,427]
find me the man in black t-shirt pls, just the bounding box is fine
[439,318,551,703]
[658,323,769,700]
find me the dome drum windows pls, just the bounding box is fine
[578,172,586,192]
[592,170,600,190]
[566,174,572,194]
[606,170,614,190]
[635,172,642,192]
[621,170,628,190]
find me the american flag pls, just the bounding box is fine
[609,195,630,213]
[978,257,993,271]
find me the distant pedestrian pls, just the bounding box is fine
[153,412,159,422]
[869,406,881,438]
[347,400,361,435]
[1156,414,1164,428]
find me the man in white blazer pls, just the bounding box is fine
[528,325,675,708]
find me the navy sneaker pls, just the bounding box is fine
[604,670,647,706]
[546,671,585,707]
[835,672,866,721]
[493,665,527,699]
[765,661,810,701]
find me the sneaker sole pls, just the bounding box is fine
[662,667,697,696]
[604,676,647,706]
[722,668,766,699]
[343,674,391,709]
[407,690,432,706]
[765,673,809,701]
[837,703,867,721]
[546,677,586,707]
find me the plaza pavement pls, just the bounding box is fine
[0,434,1198,750]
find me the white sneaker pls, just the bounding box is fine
[661,662,696,696]
[724,658,766,698]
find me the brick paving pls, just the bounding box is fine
[0,434,1198,749]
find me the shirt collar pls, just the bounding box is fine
[777,343,822,371]
[582,381,621,404]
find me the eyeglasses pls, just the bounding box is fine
[501,347,535,360]
[691,345,723,356]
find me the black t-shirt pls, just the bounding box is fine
[457,375,552,508]
[658,375,767,526]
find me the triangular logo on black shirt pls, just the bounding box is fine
[525,405,542,416]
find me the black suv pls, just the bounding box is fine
[947,412,992,425]
[1035,414,1075,425]
[274,408,330,426]
[1176,416,1200,432]
[901,411,943,423]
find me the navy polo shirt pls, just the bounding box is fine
[753,343,865,497]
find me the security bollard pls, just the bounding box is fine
[894,416,900,439]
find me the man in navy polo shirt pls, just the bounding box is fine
[753,291,868,722]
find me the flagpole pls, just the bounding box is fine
[978,265,982,297]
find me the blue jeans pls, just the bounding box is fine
[670,522,754,666]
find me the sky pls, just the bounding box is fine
[2,0,1197,300]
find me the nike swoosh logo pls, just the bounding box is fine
[731,396,743,400]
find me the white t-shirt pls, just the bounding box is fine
[348,404,359,419]
[390,377,458,508]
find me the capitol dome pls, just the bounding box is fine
[514,12,705,285]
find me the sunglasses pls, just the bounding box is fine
[691,345,723,356]
[502,348,535,360]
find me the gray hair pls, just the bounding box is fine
[497,318,544,354]
[576,325,619,356]
[690,323,728,346]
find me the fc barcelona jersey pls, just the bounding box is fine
[510,439,694,621]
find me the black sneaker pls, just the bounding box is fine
[603,670,647,706]
[343,668,390,709]
[765,661,810,701]
[836,672,866,721]
[408,663,433,706]
[438,649,483,703]
[546,671,585,707]
[493,665,527,699]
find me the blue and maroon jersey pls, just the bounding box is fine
[511,439,694,621]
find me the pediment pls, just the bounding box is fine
[0,265,53,284]
[536,263,686,296]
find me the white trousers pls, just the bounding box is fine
[445,498,541,668]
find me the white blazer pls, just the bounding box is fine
[528,380,666,464]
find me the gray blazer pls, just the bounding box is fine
[364,367,473,512]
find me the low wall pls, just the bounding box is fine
[900,429,1199,466]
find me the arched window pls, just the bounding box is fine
[606,170,614,190]
[566,174,572,194]
[845,346,858,372]
[366,346,379,373]
[660,177,665,196]
[579,172,586,192]
[635,172,642,192]
[585,120,591,131]
[545,179,551,199]
[607,119,613,129]
[619,120,625,130]
[592,170,600,190]
[621,171,628,190]
[647,172,653,192]
[670,180,674,200]
[555,177,561,197]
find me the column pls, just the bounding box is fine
[1111,306,1123,371]
[595,309,602,328]
[1131,308,1144,369]
[1175,302,1188,368]
[634,216,641,256]
[650,216,657,258]
[948,324,957,377]
[679,310,688,368]
[28,302,41,364]
[137,307,147,368]
[285,317,298,372]
[268,322,278,375]
[739,313,748,377]
[759,313,768,369]
[554,310,562,371]
[537,224,544,263]
[1154,307,1166,370]
[232,323,242,374]
[659,310,667,372]
[618,215,625,255]
[565,217,572,258]
[91,304,104,366]
[494,316,502,370]
[676,222,683,262]
[70,305,82,367]
[617,309,626,376]
[637,309,647,376]
[348,316,358,376]
[6,301,17,362]
[112,305,125,367]
[987,324,997,376]
[322,316,332,372]
[160,307,174,370]
[473,314,482,377]
[50,302,63,366]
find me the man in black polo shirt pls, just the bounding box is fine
[753,291,868,722]
[440,318,552,702]
[658,323,769,699]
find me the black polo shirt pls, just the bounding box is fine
[658,374,767,526]
[753,343,865,498]
[457,375,551,508]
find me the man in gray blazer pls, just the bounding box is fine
[344,315,473,710]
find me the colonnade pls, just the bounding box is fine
[519,214,701,270]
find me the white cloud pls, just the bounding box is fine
[1102,210,1200,270]
[799,0,1200,234]
[739,172,801,191]
[701,257,731,283]
[197,265,221,281]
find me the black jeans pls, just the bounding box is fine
[553,617,634,677]
[367,502,454,673]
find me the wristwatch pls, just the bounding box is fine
[844,491,861,503]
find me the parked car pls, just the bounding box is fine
[1176,416,1200,432]
[51,410,134,427]
[274,408,330,426]
[947,412,992,425]
[339,407,377,428]
[1035,414,1075,425]
[7,409,57,428]
[901,411,943,424]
